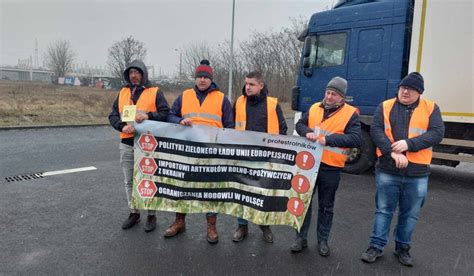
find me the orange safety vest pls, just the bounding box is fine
[308,102,357,168]
[118,86,158,139]
[376,97,435,165]
[234,95,279,134]
[181,89,224,128]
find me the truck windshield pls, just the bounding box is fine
[308,33,347,68]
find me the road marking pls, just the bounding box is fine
[42,166,97,176]
[3,166,97,183]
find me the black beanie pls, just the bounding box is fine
[399,72,424,94]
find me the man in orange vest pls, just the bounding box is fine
[361,72,444,266]
[232,71,288,243]
[109,60,170,233]
[291,76,361,255]
[165,60,234,244]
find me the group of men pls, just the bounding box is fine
[109,59,444,267]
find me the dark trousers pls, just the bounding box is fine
[297,168,341,242]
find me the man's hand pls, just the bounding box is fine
[122,125,135,134]
[317,136,326,146]
[135,113,149,123]
[180,118,193,126]
[391,152,409,169]
[306,132,319,142]
[391,140,408,153]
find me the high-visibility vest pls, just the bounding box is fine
[308,102,357,168]
[118,86,158,139]
[234,95,279,134]
[181,89,224,128]
[376,97,435,165]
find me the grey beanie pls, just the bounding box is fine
[326,76,347,97]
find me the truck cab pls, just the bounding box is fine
[293,0,415,173]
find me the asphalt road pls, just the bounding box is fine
[1,126,473,275]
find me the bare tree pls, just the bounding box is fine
[107,36,147,79]
[45,40,74,77]
[179,42,214,80]
[180,17,306,101]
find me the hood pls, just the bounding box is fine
[123,59,150,87]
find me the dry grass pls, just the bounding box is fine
[0,80,293,127]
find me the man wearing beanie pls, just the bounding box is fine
[232,70,288,243]
[108,59,170,232]
[361,72,444,266]
[292,76,361,255]
[166,59,234,244]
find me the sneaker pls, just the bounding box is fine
[144,215,157,232]
[290,237,308,253]
[318,240,330,257]
[394,246,413,267]
[361,246,384,263]
[122,213,140,230]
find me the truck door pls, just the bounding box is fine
[299,31,349,111]
[347,26,392,115]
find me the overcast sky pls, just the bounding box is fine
[1,0,333,77]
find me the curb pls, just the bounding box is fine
[0,123,110,131]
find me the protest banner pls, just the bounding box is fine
[131,121,323,230]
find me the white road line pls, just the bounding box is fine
[42,166,97,176]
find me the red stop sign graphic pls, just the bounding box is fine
[138,133,158,153]
[136,180,157,199]
[139,157,158,175]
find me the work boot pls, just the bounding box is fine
[361,246,384,263]
[259,225,273,243]
[144,215,156,232]
[318,240,330,257]
[394,245,413,267]
[164,213,186,238]
[121,213,140,230]
[206,215,218,244]
[290,237,308,253]
[232,225,248,242]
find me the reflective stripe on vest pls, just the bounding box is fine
[181,89,224,128]
[235,95,279,134]
[376,97,435,165]
[118,87,158,139]
[308,102,357,168]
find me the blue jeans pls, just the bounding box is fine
[297,169,341,242]
[369,171,428,251]
[237,217,248,225]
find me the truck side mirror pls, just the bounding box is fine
[303,56,311,68]
[303,37,311,58]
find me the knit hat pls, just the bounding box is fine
[195,59,213,80]
[399,72,424,93]
[326,76,347,97]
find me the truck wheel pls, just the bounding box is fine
[343,130,375,174]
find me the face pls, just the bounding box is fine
[129,68,142,86]
[245,77,264,97]
[195,76,212,91]
[324,89,344,105]
[398,86,420,105]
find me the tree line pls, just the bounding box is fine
[44,18,305,102]
[179,18,305,102]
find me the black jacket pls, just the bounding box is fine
[108,60,170,145]
[296,102,362,170]
[233,85,287,135]
[371,97,445,176]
